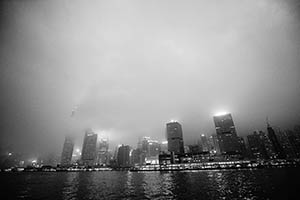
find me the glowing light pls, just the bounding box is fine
[76,148,80,153]
[214,111,229,116]
[161,141,168,144]
[8,152,12,156]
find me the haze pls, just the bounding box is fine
[0,0,300,156]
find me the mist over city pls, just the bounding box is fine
[1,0,300,157]
[1,1,300,199]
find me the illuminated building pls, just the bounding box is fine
[213,113,240,155]
[81,129,98,166]
[166,121,184,154]
[60,136,74,167]
[209,134,220,154]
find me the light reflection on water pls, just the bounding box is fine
[1,168,299,199]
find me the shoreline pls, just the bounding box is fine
[2,159,299,172]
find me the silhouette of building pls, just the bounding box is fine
[247,131,268,159]
[274,128,296,159]
[60,136,74,167]
[117,145,131,167]
[81,129,98,166]
[213,113,240,155]
[166,121,184,154]
[286,126,300,158]
[266,121,285,159]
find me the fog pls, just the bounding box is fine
[0,0,300,155]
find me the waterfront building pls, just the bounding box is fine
[276,129,295,159]
[286,126,300,158]
[199,134,210,152]
[160,141,168,154]
[238,137,248,158]
[166,121,184,154]
[209,134,221,154]
[213,113,240,155]
[247,131,268,159]
[81,129,98,166]
[60,136,74,167]
[117,145,131,167]
[266,122,286,159]
[96,137,109,166]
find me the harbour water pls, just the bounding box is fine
[1,168,300,199]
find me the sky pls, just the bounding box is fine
[0,0,300,156]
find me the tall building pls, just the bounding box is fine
[213,113,240,155]
[60,136,74,167]
[247,131,268,159]
[266,121,285,159]
[81,129,98,166]
[117,145,131,167]
[96,137,109,166]
[209,134,221,154]
[199,134,210,152]
[166,121,184,154]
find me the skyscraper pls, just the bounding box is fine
[96,137,109,166]
[266,121,285,159]
[117,145,131,167]
[60,136,74,167]
[81,129,98,166]
[213,113,240,155]
[247,131,268,159]
[199,134,209,152]
[166,121,184,154]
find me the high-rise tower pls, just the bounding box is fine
[213,113,240,155]
[81,129,98,166]
[60,135,74,167]
[266,118,285,159]
[166,121,184,154]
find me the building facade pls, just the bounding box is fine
[166,121,184,154]
[213,113,240,155]
[60,136,74,167]
[81,129,98,166]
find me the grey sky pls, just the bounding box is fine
[0,0,300,155]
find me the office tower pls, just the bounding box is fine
[238,137,248,158]
[160,141,168,154]
[209,134,221,154]
[199,134,209,152]
[213,113,240,155]
[81,129,98,166]
[166,121,184,154]
[247,131,268,159]
[117,145,131,167]
[276,129,295,159]
[266,121,285,159]
[60,136,74,167]
[286,126,300,158]
[96,137,109,166]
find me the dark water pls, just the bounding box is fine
[1,168,300,199]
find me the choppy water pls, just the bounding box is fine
[1,168,299,199]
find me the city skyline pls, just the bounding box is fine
[1,0,300,157]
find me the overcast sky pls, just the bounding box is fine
[0,0,300,156]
